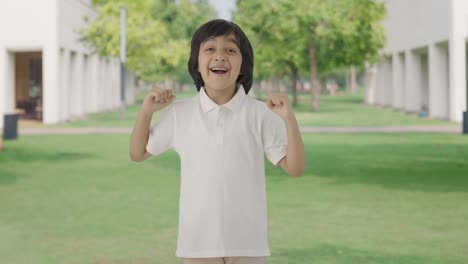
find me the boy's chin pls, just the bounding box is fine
[204,81,237,91]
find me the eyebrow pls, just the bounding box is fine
[226,37,240,47]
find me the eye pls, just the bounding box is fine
[227,48,237,53]
[205,47,214,52]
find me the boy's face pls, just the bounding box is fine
[198,33,242,92]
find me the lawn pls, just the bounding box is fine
[22,88,457,128]
[1,133,467,264]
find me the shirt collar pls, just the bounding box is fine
[199,86,246,113]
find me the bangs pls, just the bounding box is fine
[195,22,241,48]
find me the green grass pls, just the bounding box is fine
[1,133,468,263]
[282,91,456,127]
[23,89,456,128]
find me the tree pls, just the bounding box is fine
[81,0,215,83]
[235,0,308,106]
[235,0,386,111]
[151,0,215,85]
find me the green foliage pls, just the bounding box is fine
[235,0,386,77]
[314,0,387,73]
[234,0,308,79]
[81,0,215,82]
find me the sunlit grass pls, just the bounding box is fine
[1,133,467,263]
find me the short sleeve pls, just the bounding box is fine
[146,105,175,156]
[262,107,288,166]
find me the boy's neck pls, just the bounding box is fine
[204,85,238,105]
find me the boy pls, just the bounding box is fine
[130,19,305,264]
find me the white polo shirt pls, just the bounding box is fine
[146,86,287,258]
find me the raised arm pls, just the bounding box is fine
[129,88,175,162]
[267,93,305,177]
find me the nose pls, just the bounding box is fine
[214,51,226,62]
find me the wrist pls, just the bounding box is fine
[139,108,154,120]
[283,110,296,122]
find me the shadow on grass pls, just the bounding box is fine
[272,244,460,264]
[0,147,96,163]
[0,146,96,185]
[0,141,95,169]
[306,141,468,193]
[0,168,28,185]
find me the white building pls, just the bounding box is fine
[0,0,136,127]
[365,0,468,122]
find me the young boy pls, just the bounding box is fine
[130,19,305,264]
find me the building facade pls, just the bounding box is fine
[0,0,136,127]
[365,0,468,122]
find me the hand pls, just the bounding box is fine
[267,92,294,120]
[141,88,176,115]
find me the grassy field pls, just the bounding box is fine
[21,89,457,128]
[1,133,468,264]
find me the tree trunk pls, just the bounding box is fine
[164,78,173,90]
[345,68,351,93]
[174,81,181,92]
[266,78,273,93]
[364,62,377,104]
[273,76,280,92]
[309,41,319,111]
[288,62,298,106]
[351,65,357,94]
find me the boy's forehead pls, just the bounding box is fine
[202,33,239,46]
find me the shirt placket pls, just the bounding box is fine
[216,106,226,145]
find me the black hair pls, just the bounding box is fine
[188,19,254,94]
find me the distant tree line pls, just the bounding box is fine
[82,0,386,111]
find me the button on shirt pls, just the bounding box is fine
[146,86,287,258]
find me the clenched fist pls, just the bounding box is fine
[267,92,294,121]
[141,88,176,115]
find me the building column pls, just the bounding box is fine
[0,49,15,127]
[102,58,108,110]
[59,48,70,121]
[108,59,114,109]
[112,58,119,108]
[383,56,393,107]
[98,57,105,111]
[0,48,5,127]
[405,50,421,112]
[82,54,90,114]
[420,52,429,113]
[429,43,449,119]
[392,52,405,109]
[375,60,385,105]
[87,54,98,113]
[449,0,468,122]
[75,53,84,116]
[109,59,116,109]
[43,45,60,124]
[68,52,77,117]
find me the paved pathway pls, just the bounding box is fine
[18,125,462,135]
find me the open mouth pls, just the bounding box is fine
[210,67,229,74]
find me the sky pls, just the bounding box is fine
[207,0,236,20]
